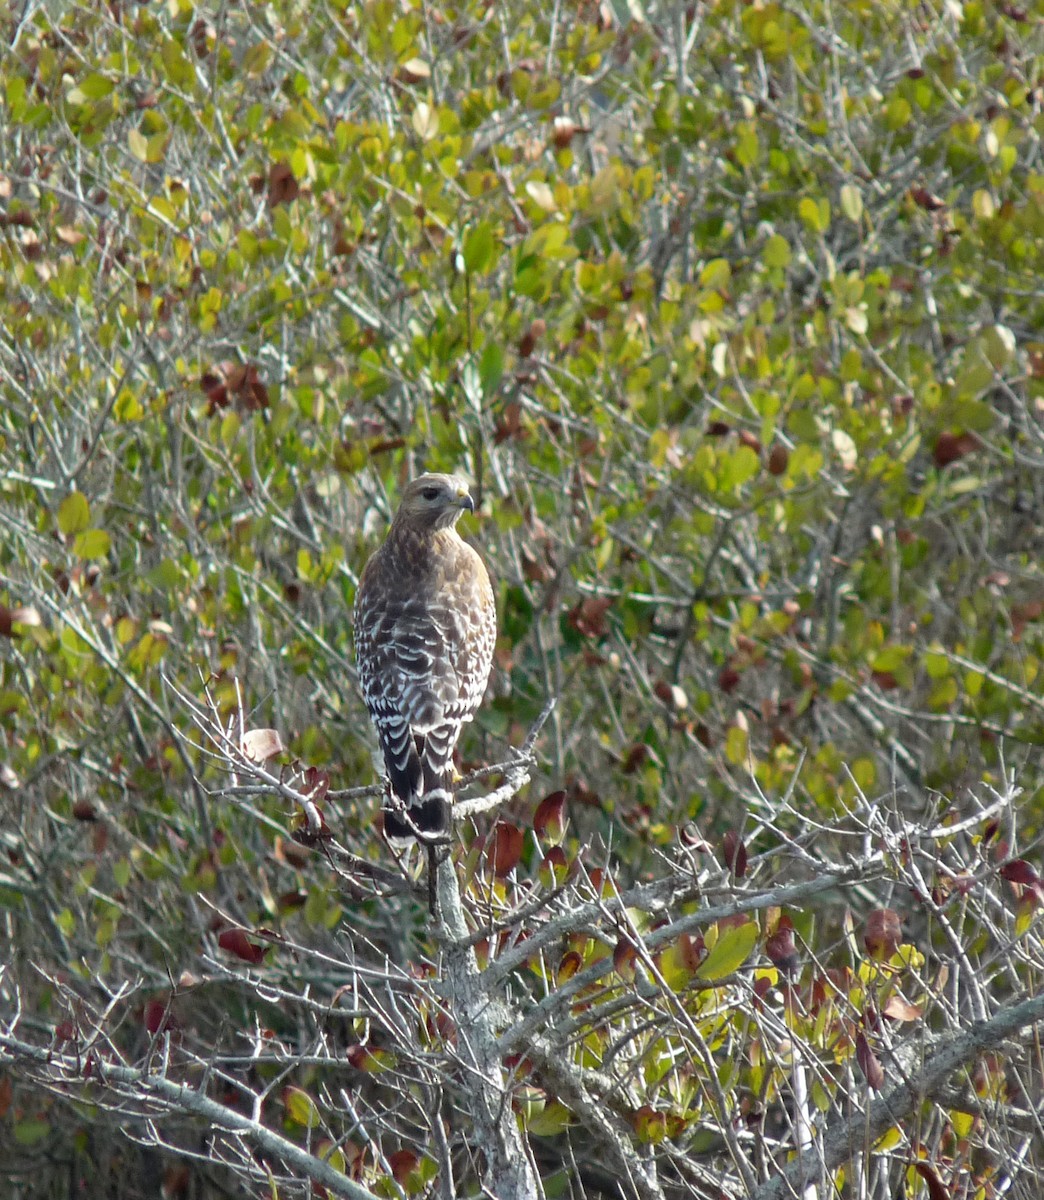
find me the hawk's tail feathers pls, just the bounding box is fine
[382,788,451,844]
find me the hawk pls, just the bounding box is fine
[354,473,496,842]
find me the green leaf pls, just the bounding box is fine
[695,920,758,979]
[73,529,111,559]
[763,234,791,268]
[462,222,496,274]
[871,645,912,673]
[68,74,114,104]
[145,559,182,591]
[58,492,90,535]
[525,1101,574,1137]
[13,1119,51,1146]
[798,196,830,233]
[284,1086,321,1128]
[480,341,504,397]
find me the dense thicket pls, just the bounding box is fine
[0,2,1042,1198]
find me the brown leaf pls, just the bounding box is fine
[855,1031,885,1089]
[490,822,524,876]
[388,1150,419,1184]
[267,161,299,208]
[1011,599,1044,641]
[0,604,42,637]
[864,908,902,959]
[518,318,545,358]
[767,444,789,476]
[494,400,527,444]
[557,949,583,982]
[613,936,637,981]
[653,680,688,710]
[240,728,284,762]
[55,225,86,246]
[910,186,945,211]
[568,595,612,638]
[883,995,923,1022]
[933,431,979,468]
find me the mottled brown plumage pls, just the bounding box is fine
[354,474,496,841]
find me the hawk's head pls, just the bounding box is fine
[395,473,476,532]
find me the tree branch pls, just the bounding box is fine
[748,991,1044,1200]
[0,1029,380,1200]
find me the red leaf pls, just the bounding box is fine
[218,928,266,964]
[533,790,567,843]
[538,846,570,888]
[1000,859,1040,887]
[914,1161,952,1200]
[721,830,747,878]
[143,997,178,1035]
[855,1031,885,1089]
[765,921,799,974]
[718,664,741,693]
[490,822,524,876]
[678,823,710,850]
[55,1019,78,1044]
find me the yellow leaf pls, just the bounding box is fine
[58,491,90,535]
[411,102,438,141]
[525,180,557,212]
[128,128,149,162]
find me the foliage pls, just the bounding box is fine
[0,0,1042,1197]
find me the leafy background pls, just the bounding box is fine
[0,0,1042,1195]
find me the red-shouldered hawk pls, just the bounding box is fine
[354,474,496,842]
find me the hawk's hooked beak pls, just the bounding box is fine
[457,489,475,513]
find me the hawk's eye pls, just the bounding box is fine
[421,486,440,501]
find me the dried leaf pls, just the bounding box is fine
[856,1031,885,1089]
[240,728,284,762]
